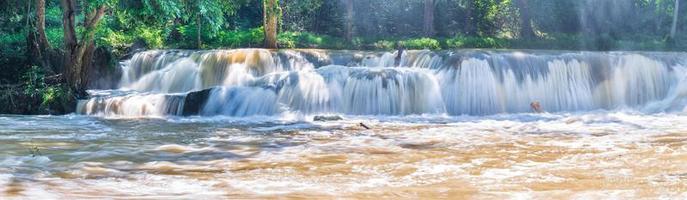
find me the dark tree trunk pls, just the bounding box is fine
[27,0,53,73]
[197,14,202,49]
[264,0,279,49]
[515,0,535,39]
[344,0,354,42]
[60,0,107,93]
[423,0,435,37]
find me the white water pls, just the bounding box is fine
[2,112,686,198]
[79,49,687,117]
[10,49,687,199]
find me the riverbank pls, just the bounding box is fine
[0,68,75,115]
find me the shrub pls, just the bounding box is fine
[372,40,396,50]
[214,27,264,48]
[446,35,508,49]
[402,38,441,50]
[277,31,347,49]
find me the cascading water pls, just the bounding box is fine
[78,49,687,117]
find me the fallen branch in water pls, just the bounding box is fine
[359,122,371,129]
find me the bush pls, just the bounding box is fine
[445,35,508,49]
[372,40,396,50]
[99,28,134,56]
[135,27,164,49]
[213,27,264,48]
[402,38,441,50]
[19,66,73,113]
[278,31,347,49]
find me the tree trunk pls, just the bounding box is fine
[197,14,202,49]
[344,0,354,42]
[27,0,54,73]
[515,0,535,39]
[670,0,680,39]
[35,0,50,50]
[61,0,107,93]
[264,0,279,49]
[61,0,78,89]
[423,0,435,37]
[464,0,475,36]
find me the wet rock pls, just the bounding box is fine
[530,101,544,113]
[313,115,343,122]
[181,88,213,116]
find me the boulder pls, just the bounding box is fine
[181,88,213,116]
[313,115,343,122]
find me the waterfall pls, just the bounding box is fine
[78,49,687,117]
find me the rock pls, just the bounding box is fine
[181,88,213,116]
[313,115,343,122]
[530,101,544,113]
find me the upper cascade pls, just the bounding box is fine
[78,49,687,117]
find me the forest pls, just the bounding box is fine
[0,0,685,114]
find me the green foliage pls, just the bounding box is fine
[402,38,441,50]
[372,40,396,50]
[212,27,264,48]
[22,66,47,97]
[21,66,71,111]
[99,28,134,55]
[278,31,347,49]
[446,35,508,49]
[135,27,164,49]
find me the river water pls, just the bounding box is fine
[1,113,686,199]
[2,49,687,199]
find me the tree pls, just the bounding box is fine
[463,0,475,35]
[670,0,680,39]
[60,0,111,93]
[27,0,54,72]
[514,0,535,39]
[423,0,435,36]
[34,0,50,50]
[264,0,280,48]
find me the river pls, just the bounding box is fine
[1,49,686,199]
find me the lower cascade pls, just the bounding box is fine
[78,49,687,117]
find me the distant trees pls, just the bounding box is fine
[514,0,534,39]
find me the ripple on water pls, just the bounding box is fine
[0,112,686,198]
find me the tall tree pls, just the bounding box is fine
[463,0,474,35]
[344,0,353,42]
[264,0,280,48]
[34,0,50,50]
[423,0,435,36]
[27,0,53,72]
[60,0,110,93]
[670,0,680,39]
[514,0,535,39]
